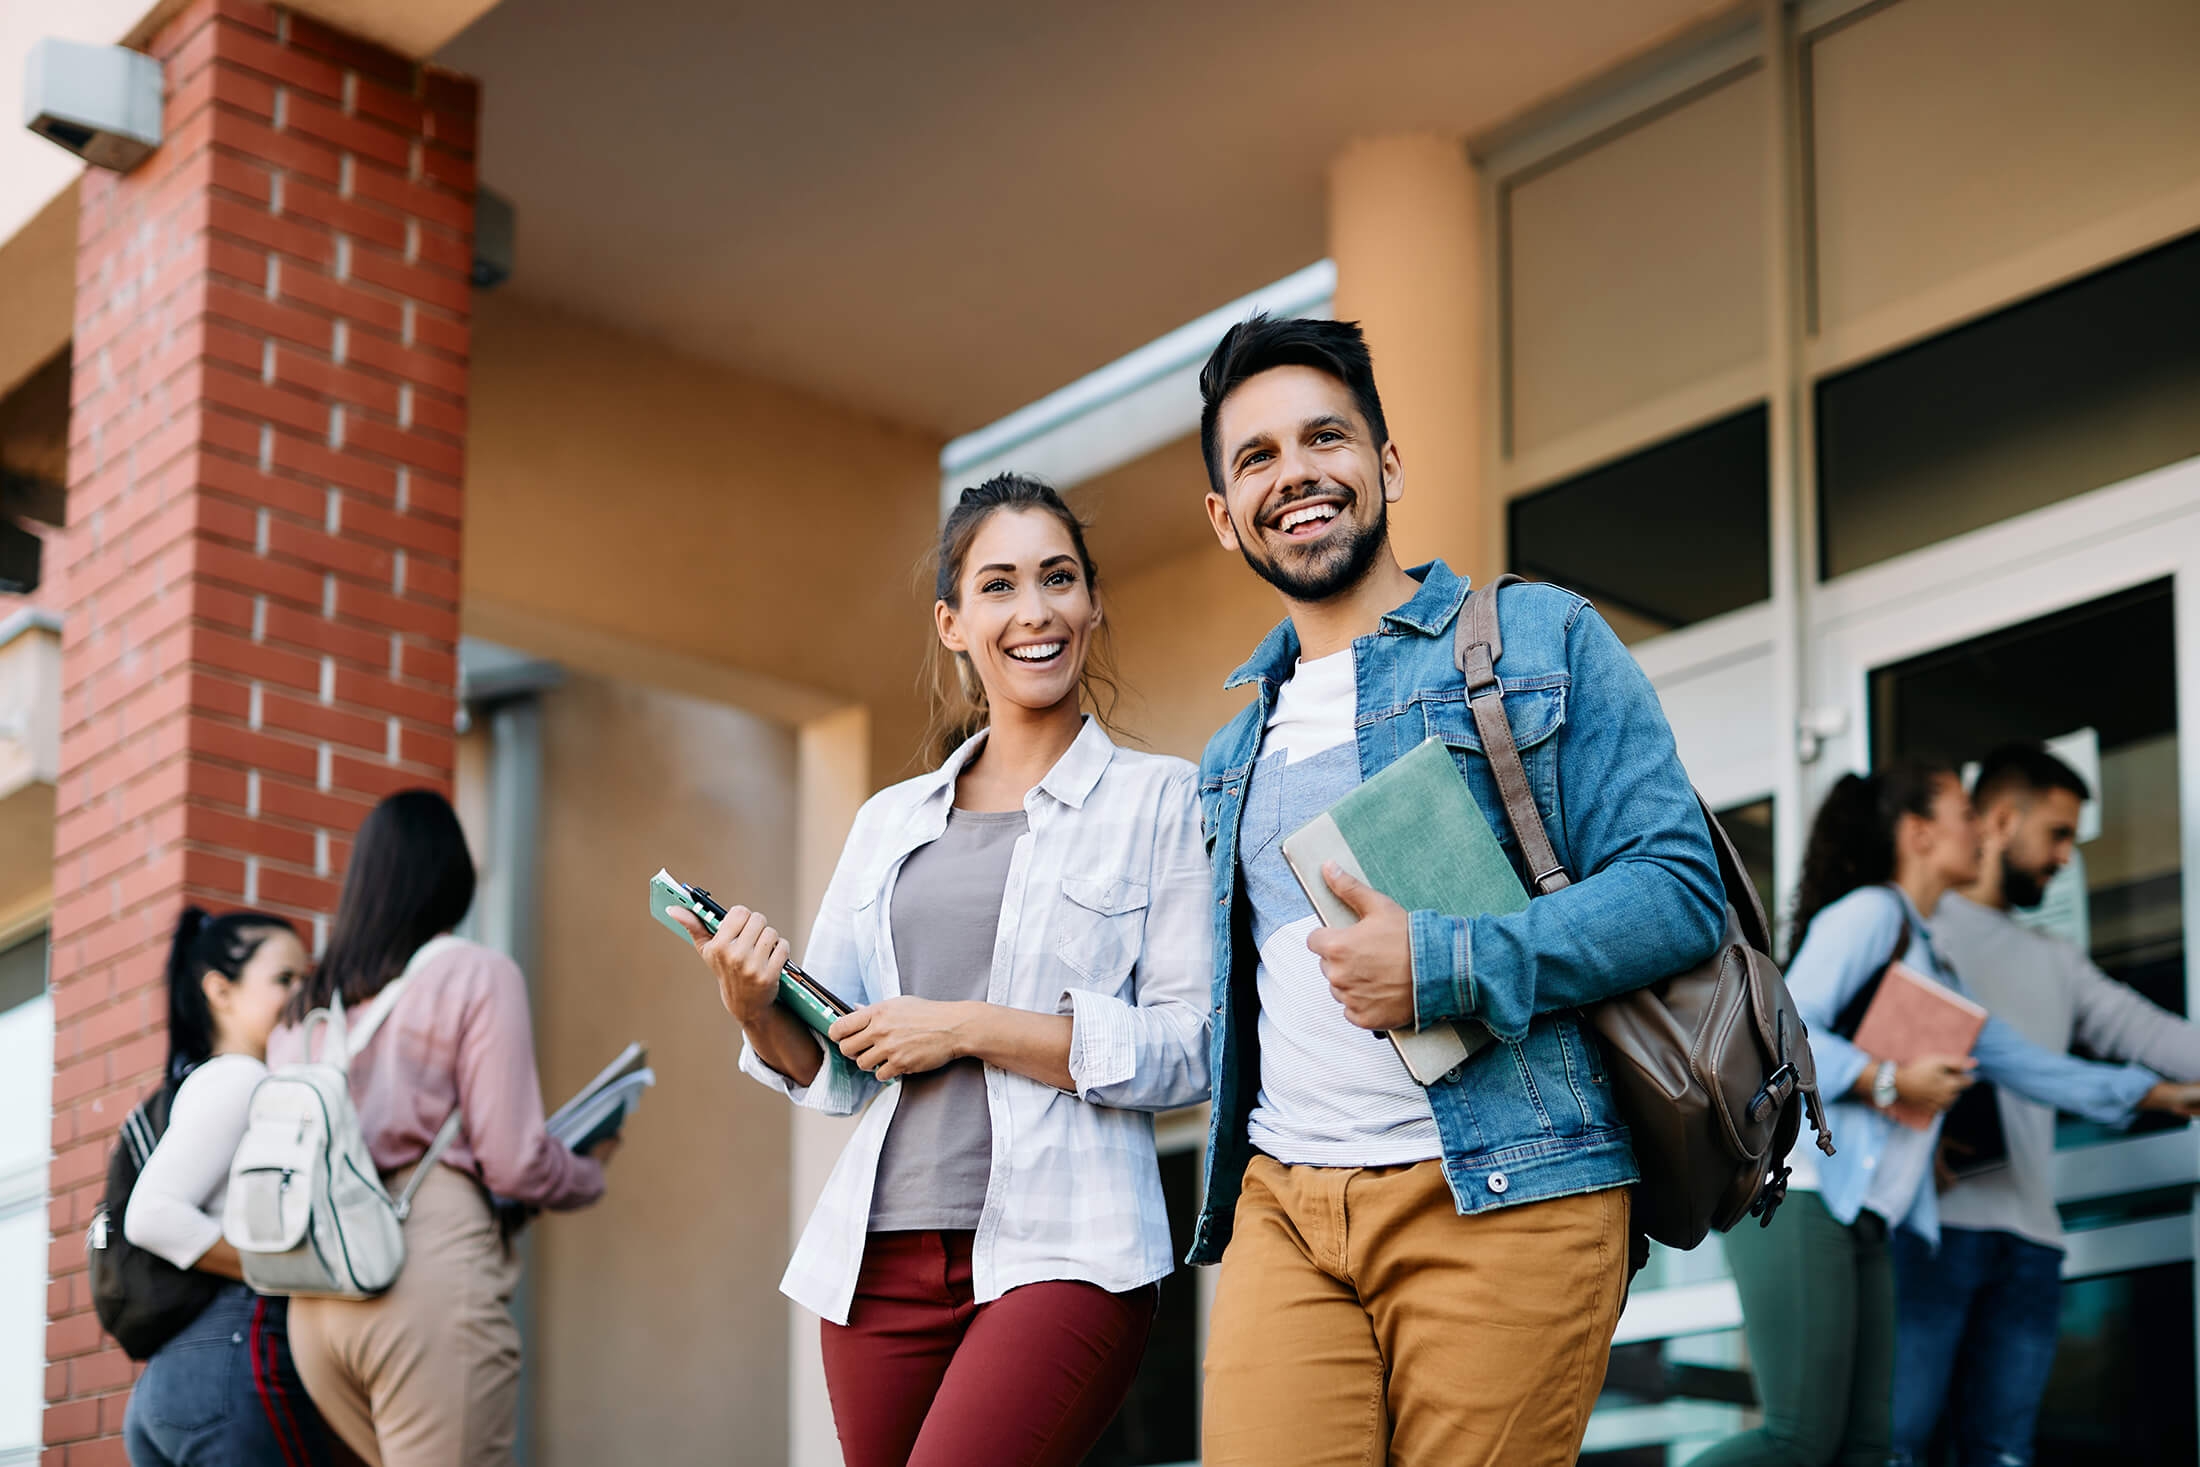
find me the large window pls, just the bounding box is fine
[0,931,50,1467]
[1818,232,2200,578]
[1504,66,1766,459]
[2040,1263,2197,1466]
[1508,407,1770,644]
[1806,0,2200,338]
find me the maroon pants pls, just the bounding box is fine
[820,1230,1157,1467]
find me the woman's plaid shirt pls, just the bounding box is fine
[740,718,1214,1324]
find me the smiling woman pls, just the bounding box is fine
[924,474,1126,766]
[672,471,1215,1467]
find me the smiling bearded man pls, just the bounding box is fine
[1181,315,1726,1467]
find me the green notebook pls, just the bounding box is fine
[1280,737,1528,1083]
[648,868,853,1038]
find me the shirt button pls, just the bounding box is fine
[1487,1173,1509,1195]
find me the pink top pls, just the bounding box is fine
[268,937,604,1211]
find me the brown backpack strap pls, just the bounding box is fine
[1455,576,1571,896]
[1695,793,1774,955]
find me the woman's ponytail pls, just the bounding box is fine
[1787,756,1956,954]
[164,906,214,1081]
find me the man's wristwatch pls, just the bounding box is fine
[1872,1059,1900,1111]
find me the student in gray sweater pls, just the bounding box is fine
[1898,743,2200,1466]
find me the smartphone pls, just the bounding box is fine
[650,868,856,1036]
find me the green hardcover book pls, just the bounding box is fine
[1280,737,1528,1084]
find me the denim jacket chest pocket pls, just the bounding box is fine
[1417,682,1568,854]
[1057,873,1151,995]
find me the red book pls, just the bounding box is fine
[1848,961,1987,1130]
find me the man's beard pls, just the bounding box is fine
[1236,490,1389,602]
[1999,850,2051,910]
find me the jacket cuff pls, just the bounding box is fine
[1062,988,1136,1097]
[2106,1063,2162,1128]
[739,1031,836,1109]
[1410,910,1473,1029]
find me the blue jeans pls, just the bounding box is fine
[123,1282,331,1467]
[1890,1225,2064,1467]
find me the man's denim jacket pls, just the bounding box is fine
[1187,561,1726,1264]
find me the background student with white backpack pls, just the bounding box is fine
[264,790,614,1467]
[113,906,340,1467]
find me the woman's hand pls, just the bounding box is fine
[1895,1055,1976,1114]
[2141,1081,2200,1117]
[829,998,972,1082]
[669,904,789,1027]
[668,903,821,1088]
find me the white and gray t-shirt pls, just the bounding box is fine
[1243,649,1442,1166]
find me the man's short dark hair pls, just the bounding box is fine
[1972,742,2092,808]
[1197,315,1389,495]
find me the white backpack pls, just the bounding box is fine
[223,936,466,1298]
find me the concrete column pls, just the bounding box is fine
[45,3,476,1455]
[788,704,870,1467]
[1326,135,1494,583]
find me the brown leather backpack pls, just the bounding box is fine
[1456,577,1835,1250]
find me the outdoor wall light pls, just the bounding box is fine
[22,38,162,172]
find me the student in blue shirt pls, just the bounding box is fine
[1693,757,2200,1467]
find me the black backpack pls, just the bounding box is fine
[86,1078,223,1360]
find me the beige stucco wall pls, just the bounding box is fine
[1103,542,1269,763]
[526,670,799,1466]
[462,293,943,790]
[1330,134,1494,585]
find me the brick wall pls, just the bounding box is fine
[45,3,476,1458]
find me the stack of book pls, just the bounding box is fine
[545,1042,655,1155]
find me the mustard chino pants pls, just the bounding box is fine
[1202,1154,1631,1467]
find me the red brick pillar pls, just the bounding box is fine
[45,3,476,1457]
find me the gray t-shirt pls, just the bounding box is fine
[1934,891,2200,1249]
[868,807,1026,1231]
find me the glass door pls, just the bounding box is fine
[1867,579,2192,1463]
[1589,454,2200,1464]
[1804,455,2200,1464]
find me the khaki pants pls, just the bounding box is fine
[1202,1154,1630,1467]
[289,1164,524,1467]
